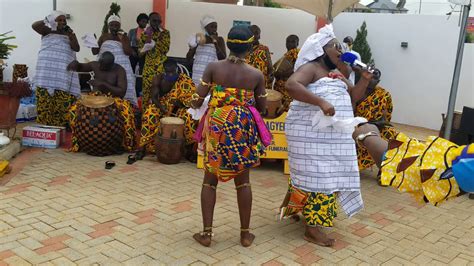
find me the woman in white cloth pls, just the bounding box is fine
[281,24,373,247]
[92,14,137,106]
[186,15,226,86]
[32,11,81,127]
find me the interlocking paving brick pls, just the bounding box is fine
[0,145,472,264]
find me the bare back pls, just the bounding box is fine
[211,61,262,90]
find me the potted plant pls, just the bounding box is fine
[0,31,26,129]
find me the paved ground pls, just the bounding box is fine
[1,125,473,265]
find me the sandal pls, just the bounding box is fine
[127,155,137,165]
[135,149,146,160]
[105,161,116,170]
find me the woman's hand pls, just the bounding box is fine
[320,100,335,116]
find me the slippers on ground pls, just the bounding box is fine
[127,155,137,165]
[135,150,146,160]
[105,161,116,170]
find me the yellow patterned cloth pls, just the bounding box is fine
[355,86,397,170]
[281,182,338,227]
[139,74,197,153]
[69,92,136,153]
[381,133,466,206]
[274,48,299,112]
[246,44,272,90]
[36,87,77,127]
[139,29,170,112]
[202,85,264,182]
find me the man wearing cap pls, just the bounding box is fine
[186,15,226,85]
[92,14,138,107]
[138,12,170,112]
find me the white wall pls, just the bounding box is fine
[2,1,472,130]
[166,1,316,61]
[333,13,474,130]
[0,0,152,81]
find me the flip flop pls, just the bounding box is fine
[127,155,136,165]
[105,161,116,170]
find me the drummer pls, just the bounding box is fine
[66,51,136,153]
[273,34,299,112]
[135,59,197,161]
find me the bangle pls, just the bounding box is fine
[191,93,205,101]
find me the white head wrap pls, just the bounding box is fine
[44,10,66,31]
[107,14,121,24]
[294,24,336,71]
[200,15,217,31]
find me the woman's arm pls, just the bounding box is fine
[32,20,51,36]
[67,31,80,52]
[191,62,214,108]
[285,64,335,116]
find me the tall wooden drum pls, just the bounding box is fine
[265,89,283,119]
[160,117,185,139]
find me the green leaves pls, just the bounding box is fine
[353,21,374,65]
[0,31,17,60]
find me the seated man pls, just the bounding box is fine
[136,59,197,161]
[67,51,135,156]
[354,69,397,172]
[353,123,474,205]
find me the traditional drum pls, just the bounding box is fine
[265,89,283,119]
[156,136,184,164]
[160,117,185,139]
[75,94,124,156]
[273,57,293,79]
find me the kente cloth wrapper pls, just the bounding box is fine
[98,40,137,106]
[381,133,474,205]
[286,77,363,218]
[312,111,367,132]
[294,24,335,72]
[43,10,66,31]
[34,34,81,97]
[200,85,267,182]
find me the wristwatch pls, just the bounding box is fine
[356,131,379,143]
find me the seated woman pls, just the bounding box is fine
[191,26,268,248]
[354,69,397,172]
[66,52,135,156]
[353,123,474,205]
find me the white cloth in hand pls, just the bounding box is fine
[187,95,210,120]
[81,33,99,48]
[140,40,156,53]
[188,34,198,48]
[312,110,367,133]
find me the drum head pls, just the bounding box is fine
[80,94,115,108]
[267,89,282,102]
[161,117,185,125]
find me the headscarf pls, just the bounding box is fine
[44,10,66,31]
[294,24,336,71]
[107,14,121,24]
[200,15,216,31]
